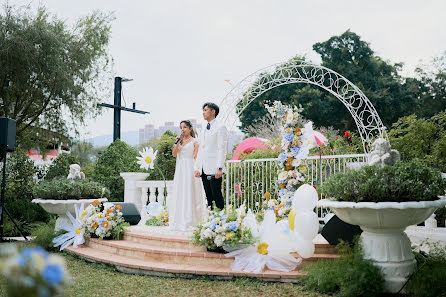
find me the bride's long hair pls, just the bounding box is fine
[180,120,196,138]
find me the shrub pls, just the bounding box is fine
[143,131,177,181]
[302,240,384,297]
[31,217,66,252]
[93,139,140,201]
[320,160,446,202]
[33,178,110,200]
[406,244,446,297]
[45,153,80,180]
[4,149,36,201]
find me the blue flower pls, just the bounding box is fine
[16,255,26,267]
[278,153,288,162]
[210,223,217,231]
[279,189,287,197]
[283,133,294,142]
[286,184,294,191]
[226,221,239,232]
[291,146,300,156]
[42,264,64,286]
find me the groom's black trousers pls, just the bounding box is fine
[201,171,225,210]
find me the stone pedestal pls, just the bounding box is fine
[120,172,149,211]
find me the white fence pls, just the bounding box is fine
[224,154,368,219]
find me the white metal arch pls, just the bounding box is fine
[219,59,388,153]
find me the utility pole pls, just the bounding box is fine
[98,77,149,141]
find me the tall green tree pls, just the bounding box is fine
[238,31,423,133]
[70,141,95,167]
[0,5,113,149]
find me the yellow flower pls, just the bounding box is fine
[116,205,122,211]
[257,242,269,255]
[93,200,100,206]
[263,192,271,199]
[81,210,88,217]
[288,209,296,231]
[225,232,235,240]
[298,166,307,174]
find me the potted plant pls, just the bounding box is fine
[318,159,446,293]
[32,177,110,231]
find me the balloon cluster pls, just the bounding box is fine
[288,184,319,258]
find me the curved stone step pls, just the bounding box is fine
[65,245,305,283]
[85,238,339,268]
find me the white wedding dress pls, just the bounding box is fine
[168,140,205,231]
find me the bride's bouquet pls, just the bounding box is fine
[191,205,255,251]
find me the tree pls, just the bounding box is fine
[415,51,446,118]
[238,31,422,133]
[70,141,95,167]
[0,4,113,149]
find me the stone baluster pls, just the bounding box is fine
[165,182,174,207]
[149,186,157,203]
[158,183,166,205]
[140,186,149,220]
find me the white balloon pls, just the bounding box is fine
[275,219,291,235]
[293,211,319,240]
[293,233,315,258]
[261,210,276,235]
[292,184,318,212]
[146,202,163,216]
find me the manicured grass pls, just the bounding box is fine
[0,245,328,297]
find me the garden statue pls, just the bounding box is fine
[67,164,86,180]
[368,138,400,167]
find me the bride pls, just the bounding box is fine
[168,120,205,231]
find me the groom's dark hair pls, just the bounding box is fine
[202,102,220,117]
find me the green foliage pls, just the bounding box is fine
[143,131,177,181]
[389,112,446,171]
[111,222,130,240]
[302,241,384,297]
[321,160,446,202]
[70,142,96,167]
[31,217,67,252]
[4,149,36,201]
[239,148,280,160]
[2,218,35,237]
[435,206,446,227]
[33,178,109,200]
[238,31,427,133]
[406,244,446,297]
[5,199,50,226]
[145,217,166,226]
[93,139,140,202]
[44,154,80,180]
[0,5,113,149]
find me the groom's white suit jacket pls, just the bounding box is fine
[195,119,228,175]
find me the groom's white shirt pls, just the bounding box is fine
[195,118,228,175]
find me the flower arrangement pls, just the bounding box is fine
[0,245,69,297]
[191,205,255,250]
[263,101,315,219]
[53,200,129,250]
[145,209,169,226]
[81,201,128,239]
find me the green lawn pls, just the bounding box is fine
[0,249,328,297]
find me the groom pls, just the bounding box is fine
[194,102,228,210]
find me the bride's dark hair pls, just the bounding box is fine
[180,120,196,138]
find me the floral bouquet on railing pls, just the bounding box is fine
[264,101,315,219]
[191,205,255,252]
[0,245,69,297]
[256,192,292,222]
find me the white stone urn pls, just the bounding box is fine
[120,172,149,210]
[318,198,446,293]
[32,198,108,231]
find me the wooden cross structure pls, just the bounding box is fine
[98,77,149,141]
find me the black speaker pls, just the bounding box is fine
[0,118,16,152]
[321,215,362,245]
[110,202,141,225]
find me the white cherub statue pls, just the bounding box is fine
[67,164,86,180]
[368,138,400,167]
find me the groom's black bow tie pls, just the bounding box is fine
[206,123,210,130]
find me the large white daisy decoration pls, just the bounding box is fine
[53,203,86,251]
[137,147,158,170]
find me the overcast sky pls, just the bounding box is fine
[12,0,446,139]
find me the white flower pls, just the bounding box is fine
[278,171,288,182]
[53,203,86,250]
[136,147,158,170]
[285,109,294,123]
